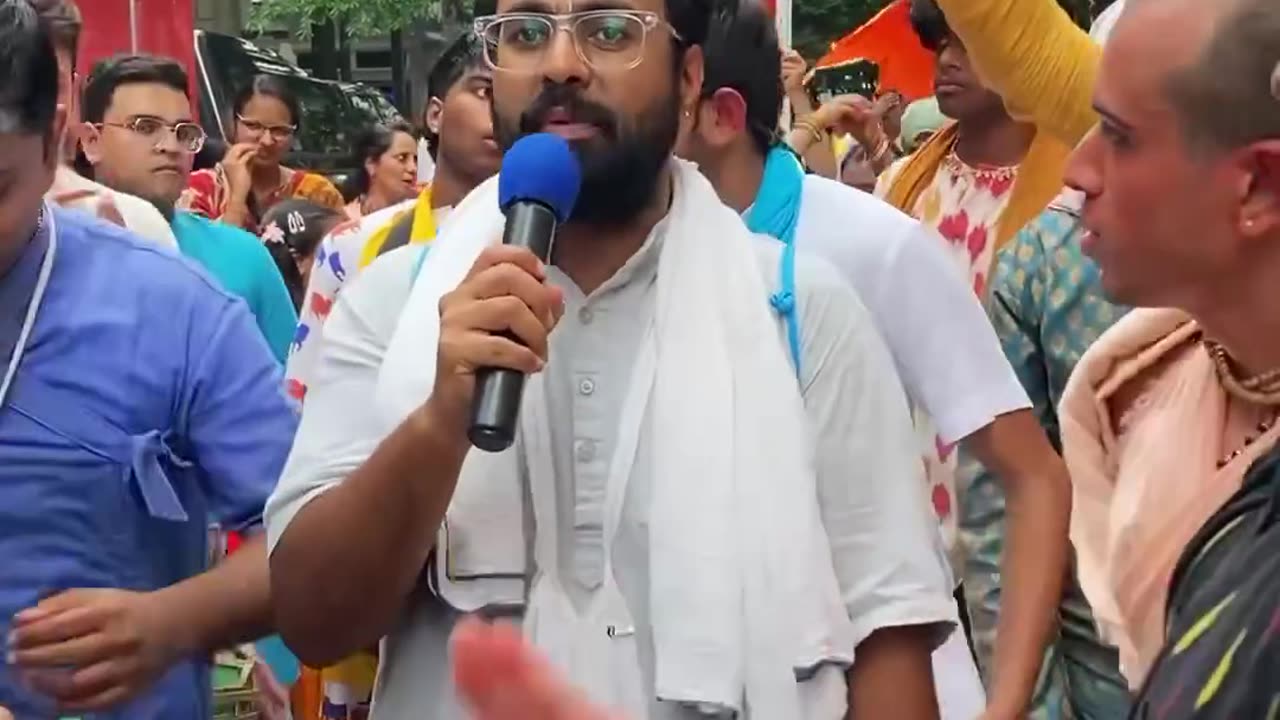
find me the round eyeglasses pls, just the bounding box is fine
[473,10,681,73]
[237,115,297,142]
[97,116,207,153]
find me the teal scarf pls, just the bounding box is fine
[745,145,805,246]
[745,145,805,375]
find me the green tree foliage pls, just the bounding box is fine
[251,0,1098,57]
[791,0,886,60]
[248,0,471,36]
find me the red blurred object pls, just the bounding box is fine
[226,530,244,555]
[74,0,198,109]
[815,0,936,101]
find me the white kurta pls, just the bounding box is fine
[267,211,957,718]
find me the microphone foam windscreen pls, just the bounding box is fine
[498,133,582,223]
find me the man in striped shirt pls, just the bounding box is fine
[285,33,500,402]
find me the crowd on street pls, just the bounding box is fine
[2,0,1279,718]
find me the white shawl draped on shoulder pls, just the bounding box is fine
[374,159,853,717]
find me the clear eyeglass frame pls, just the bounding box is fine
[236,115,297,141]
[96,117,207,153]
[473,10,682,73]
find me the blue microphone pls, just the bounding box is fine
[469,133,582,452]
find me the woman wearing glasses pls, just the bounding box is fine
[181,75,344,233]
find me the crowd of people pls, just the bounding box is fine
[0,0,1278,718]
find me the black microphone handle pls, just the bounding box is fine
[468,201,560,452]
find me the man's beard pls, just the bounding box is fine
[493,83,680,227]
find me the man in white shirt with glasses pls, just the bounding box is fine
[265,0,956,718]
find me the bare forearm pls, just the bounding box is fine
[156,534,273,657]
[989,480,1069,713]
[786,127,836,178]
[788,91,815,119]
[847,625,940,720]
[270,403,469,665]
[222,201,250,230]
[967,412,1072,716]
[802,142,838,179]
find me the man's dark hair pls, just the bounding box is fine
[1165,0,1280,151]
[702,0,783,155]
[427,33,485,105]
[81,54,190,125]
[666,0,713,48]
[0,0,60,141]
[28,0,81,69]
[908,0,950,53]
[425,33,486,159]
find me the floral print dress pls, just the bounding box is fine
[179,165,344,235]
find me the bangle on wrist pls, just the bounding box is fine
[869,135,895,164]
[800,113,831,134]
[798,112,831,130]
[791,121,825,146]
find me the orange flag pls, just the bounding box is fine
[815,0,937,101]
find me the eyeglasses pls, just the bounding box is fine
[473,10,681,73]
[237,115,297,141]
[96,117,207,153]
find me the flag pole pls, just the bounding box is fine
[776,0,794,129]
[129,0,140,52]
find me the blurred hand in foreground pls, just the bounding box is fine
[452,618,623,720]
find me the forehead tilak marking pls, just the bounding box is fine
[1271,59,1279,101]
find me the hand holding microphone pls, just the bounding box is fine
[433,245,565,436]
[430,134,582,451]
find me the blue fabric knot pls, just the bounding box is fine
[770,290,795,315]
[745,145,806,377]
[127,430,190,522]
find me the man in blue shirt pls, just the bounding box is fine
[77,54,297,363]
[0,4,297,716]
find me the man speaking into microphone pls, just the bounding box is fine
[264,0,956,716]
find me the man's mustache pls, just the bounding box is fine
[518,84,618,137]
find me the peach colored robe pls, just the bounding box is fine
[1059,307,1280,688]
